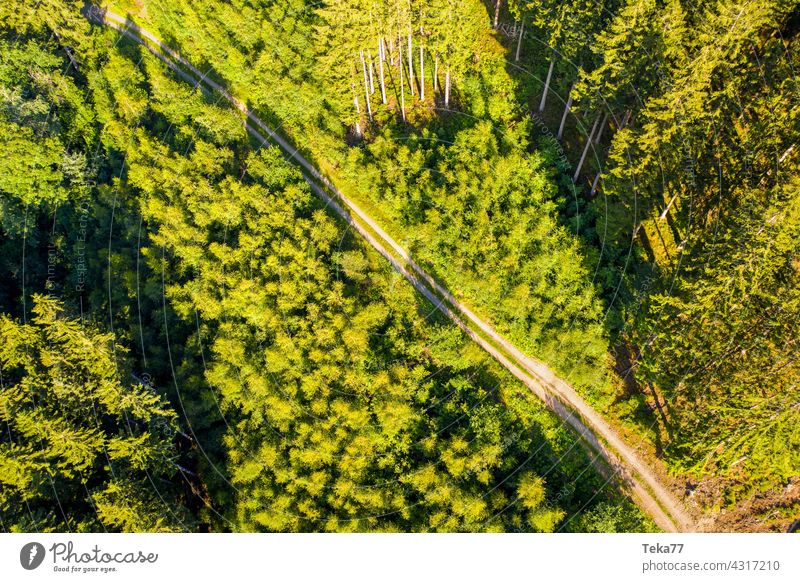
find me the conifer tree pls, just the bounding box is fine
[0,295,187,532]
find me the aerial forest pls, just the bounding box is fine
[0,0,797,533]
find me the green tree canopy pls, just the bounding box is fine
[0,295,188,532]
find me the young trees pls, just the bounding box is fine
[341,122,611,392]
[123,108,589,533]
[41,25,636,531]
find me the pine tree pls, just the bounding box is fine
[0,295,187,532]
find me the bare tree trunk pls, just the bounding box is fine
[378,38,387,105]
[515,20,524,61]
[408,25,415,96]
[557,83,574,140]
[573,115,600,183]
[419,17,425,100]
[360,50,373,121]
[594,112,609,144]
[538,54,554,113]
[389,38,394,66]
[494,0,503,28]
[398,31,406,121]
[419,39,425,100]
[52,29,80,71]
[445,65,451,108]
[590,172,602,196]
[779,144,795,164]
[352,81,362,136]
[659,193,679,220]
[620,109,632,129]
[368,50,375,94]
[434,54,439,93]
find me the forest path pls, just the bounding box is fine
[85,5,695,533]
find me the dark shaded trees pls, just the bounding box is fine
[0,295,188,532]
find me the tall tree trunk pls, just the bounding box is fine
[779,144,795,163]
[389,38,394,66]
[368,50,375,94]
[620,109,632,129]
[515,20,524,61]
[538,53,554,113]
[434,54,439,93]
[590,171,602,196]
[557,83,574,140]
[360,51,373,121]
[659,192,679,219]
[445,65,451,108]
[419,38,425,100]
[408,25,415,96]
[594,112,609,144]
[573,115,600,183]
[494,0,503,28]
[352,81,362,136]
[52,29,80,71]
[398,31,406,121]
[378,38,387,105]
